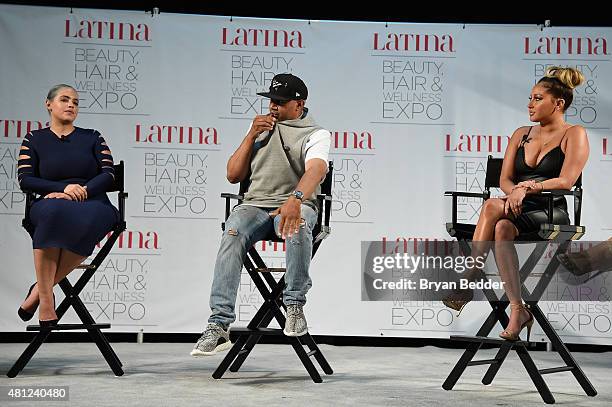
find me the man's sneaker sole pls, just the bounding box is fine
[283,328,308,337]
[190,340,232,357]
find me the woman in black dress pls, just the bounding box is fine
[17,84,118,326]
[443,67,589,341]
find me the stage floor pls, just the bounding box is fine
[0,342,610,406]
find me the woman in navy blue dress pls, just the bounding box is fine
[17,84,118,326]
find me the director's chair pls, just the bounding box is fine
[442,155,596,404]
[7,161,128,378]
[212,162,334,383]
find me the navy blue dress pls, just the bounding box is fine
[17,127,119,256]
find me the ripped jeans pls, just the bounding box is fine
[208,204,317,329]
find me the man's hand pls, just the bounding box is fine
[227,113,278,183]
[249,114,277,137]
[269,197,302,239]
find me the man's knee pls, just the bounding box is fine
[225,227,239,237]
[287,218,312,245]
[219,224,248,250]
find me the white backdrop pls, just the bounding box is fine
[1,5,611,344]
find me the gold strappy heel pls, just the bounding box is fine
[499,303,534,341]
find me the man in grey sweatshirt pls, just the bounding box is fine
[192,74,331,356]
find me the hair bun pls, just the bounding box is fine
[545,66,585,89]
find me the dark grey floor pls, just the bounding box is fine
[0,342,610,406]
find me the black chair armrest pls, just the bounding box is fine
[221,193,243,200]
[541,189,577,197]
[444,191,489,199]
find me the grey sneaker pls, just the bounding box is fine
[190,323,231,356]
[283,304,308,336]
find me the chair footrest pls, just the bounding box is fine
[255,268,286,273]
[450,335,532,346]
[467,358,500,366]
[27,323,111,331]
[231,327,285,336]
[539,366,574,375]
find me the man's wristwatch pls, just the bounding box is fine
[292,190,304,202]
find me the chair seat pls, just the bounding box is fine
[446,222,585,242]
[538,224,585,241]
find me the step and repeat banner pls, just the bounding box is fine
[1,5,611,344]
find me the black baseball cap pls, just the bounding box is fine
[257,73,308,101]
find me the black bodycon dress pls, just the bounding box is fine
[512,126,570,233]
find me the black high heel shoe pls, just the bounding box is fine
[18,283,55,322]
[17,283,37,321]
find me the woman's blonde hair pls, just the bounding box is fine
[538,66,585,112]
[544,66,585,90]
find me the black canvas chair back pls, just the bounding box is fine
[442,156,596,403]
[213,161,334,383]
[483,156,503,189]
[7,161,128,378]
